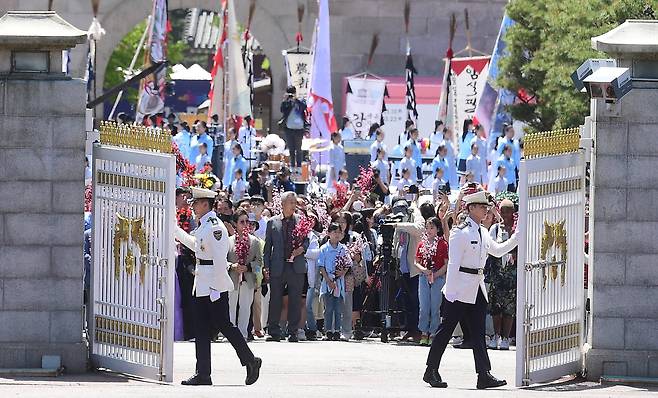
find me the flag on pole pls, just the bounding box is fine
[208,0,228,120]
[438,14,456,123]
[405,52,418,123]
[137,0,168,120]
[243,37,254,116]
[227,0,251,117]
[308,0,337,141]
[474,14,514,140]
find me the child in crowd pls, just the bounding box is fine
[415,217,449,346]
[491,165,509,194]
[396,167,415,196]
[231,168,248,202]
[318,223,348,341]
[466,141,484,185]
[371,148,390,185]
[337,169,351,191]
[195,142,211,172]
[398,145,417,183]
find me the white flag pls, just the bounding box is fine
[308,0,336,140]
[227,0,251,117]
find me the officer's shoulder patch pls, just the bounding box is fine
[455,221,469,230]
[207,217,219,226]
[213,229,223,241]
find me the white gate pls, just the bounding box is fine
[516,128,586,386]
[90,122,176,382]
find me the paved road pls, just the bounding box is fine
[1,339,656,397]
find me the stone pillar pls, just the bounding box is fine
[588,20,658,379]
[0,11,87,371]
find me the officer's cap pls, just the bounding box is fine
[190,187,218,200]
[463,190,493,206]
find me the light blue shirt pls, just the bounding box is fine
[189,133,214,163]
[431,156,449,175]
[496,155,517,188]
[404,139,422,170]
[223,154,248,188]
[195,153,211,172]
[398,157,417,180]
[370,140,387,162]
[496,137,521,167]
[318,242,348,297]
[173,130,192,161]
[458,131,476,160]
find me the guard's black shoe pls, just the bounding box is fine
[423,367,448,388]
[181,374,212,386]
[245,357,262,385]
[476,371,507,389]
[266,335,281,342]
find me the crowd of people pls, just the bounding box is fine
[158,103,523,350]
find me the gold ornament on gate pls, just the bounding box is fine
[539,220,568,288]
[114,213,149,284]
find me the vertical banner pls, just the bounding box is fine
[284,51,312,99]
[345,77,387,138]
[449,56,490,132]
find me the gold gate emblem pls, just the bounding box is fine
[539,220,568,288]
[114,213,149,284]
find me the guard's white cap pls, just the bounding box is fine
[190,187,218,200]
[463,190,492,205]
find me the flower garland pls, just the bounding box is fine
[172,141,197,187]
[176,206,193,232]
[331,182,348,209]
[355,166,375,194]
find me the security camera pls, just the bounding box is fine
[571,59,616,92]
[583,66,632,103]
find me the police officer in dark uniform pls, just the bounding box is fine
[423,190,518,389]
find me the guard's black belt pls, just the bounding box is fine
[459,266,483,275]
[198,259,213,265]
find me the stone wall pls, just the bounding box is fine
[588,80,658,379]
[0,0,506,122]
[0,77,87,371]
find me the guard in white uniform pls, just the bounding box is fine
[424,190,518,390]
[175,187,261,386]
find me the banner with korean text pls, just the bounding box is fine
[345,77,387,139]
[284,51,312,99]
[449,56,490,131]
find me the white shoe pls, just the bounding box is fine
[499,337,510,350]
[340,334,351,341]
[449,336,463,346]
[297,329,307,341]
[488,334,500,350]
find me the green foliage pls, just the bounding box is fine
[499,0,657,133]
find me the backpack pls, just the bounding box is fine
[285,101,305,130]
